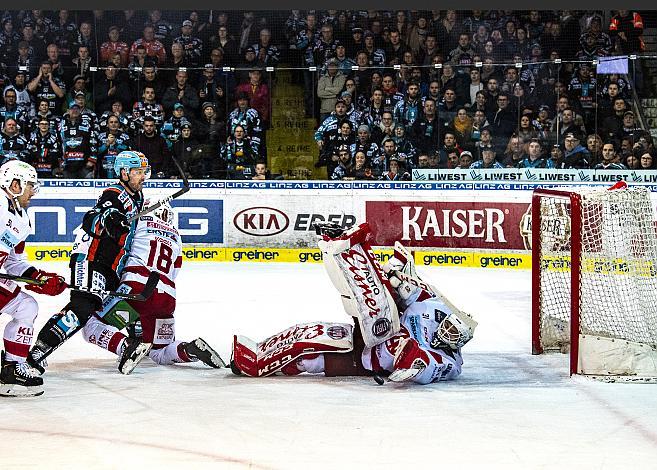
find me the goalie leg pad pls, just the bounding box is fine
[318,223,400,348]
[232,322,354,377]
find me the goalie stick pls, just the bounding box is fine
[127,155,190,223]
[0,271,160,301]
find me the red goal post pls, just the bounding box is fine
[531,184,657,380]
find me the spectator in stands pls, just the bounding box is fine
[172,121,205,179]
[162,42,191,85]
[330,145,354,180]
[515,138,554,168]
[489,93,516,148]
[228,92,263,154]
[195,102,226,150]
[0,117,28,164]
[128,45,151,81]
[197,64,227,113]
[100,26,129,67]
[134,115,172,178]
[470,145,503,169]
[600,97,628,142]
[501,135,524,167]
[235,68,270,127]
[45,43,67,83]
[586,134,604,167]
[93,65,132,114]
[25,116,62,177]
[132,65,167,103]
[457,149,475,169]
[174,20,203,67]
[130,25,166,65]
[350,125,379,163]
[252,28,280,66]
[27,61,65,113]
[0,88,27,131]
[552,108,582,142]
[561,132,591,168]
[393,81,422,133]
[132,85,165,132]
[162,69,199,117]
[363,30,386,67]
[620,110,643,142]
[70,45,94,85]
[392,124,417,168]
[448,107,474,148]
[59,104,97,178]
[210,26,239,65]
[221,124,258,179]
[515,114,539,143]
[160,103,190,148]
[594,142,626,170]
[638,151,656,171]
[380,155,410,181]
[251,160,272,180]
[73,21,95,59]
[317,58,346,123]
[609,10,644,54]
[410,97,442,156]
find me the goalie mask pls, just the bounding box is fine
[431,310,477,350]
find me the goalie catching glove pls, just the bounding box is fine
[24,269,67,296]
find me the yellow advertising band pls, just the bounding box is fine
[26,245,532,270]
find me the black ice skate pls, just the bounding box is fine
[118,339,152,375]
[183,338,226,368]
[0,351,44,397]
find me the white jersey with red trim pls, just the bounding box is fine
[362,296,463,384]
[121,214,182,298]
[0,194,34,307]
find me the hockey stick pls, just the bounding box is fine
[0,271,160,301]
[127,156,190,223]
[70,272,160,301]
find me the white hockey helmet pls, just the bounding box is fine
[434,310,478,350]
[0,160,40,197]
[143,198,174,225]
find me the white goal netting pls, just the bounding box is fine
[537,186,657,352]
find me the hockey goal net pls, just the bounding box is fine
[532,184,657,379]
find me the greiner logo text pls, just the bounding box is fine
[232,250,280,262]
[183,248,219,260]
[299,251,322,263]
[422,254,467,266]
[35,248,72,261]
[479,256,521,268]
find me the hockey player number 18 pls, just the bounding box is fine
[146,239,174,273]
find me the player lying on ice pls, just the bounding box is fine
[79,200,225,374]
[231,222,477,385]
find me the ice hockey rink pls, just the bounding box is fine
[2,262,657,469]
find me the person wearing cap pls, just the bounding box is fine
[228,92,263,155]
[196,101,226,150]
[317,58,346,122]
[0,18,21,61]
[26,62,65,114]
[173,19,203,67]
[235,46,262,85]
[19,22,46,61]
[561,133,591,169]
[469,146,502,169]
[130,24,166,66]
[6,72,31,119]
[380,154,411,181]
[161,103,190,148]
[172,120,205,178]
[332,43,355,74]
[363,30,386,67]
[100,25,129,68]
[62,75,91,113]
[315,99,351,158]
[59,102,98,178]
[350,124,380,163]
[346,27,365,58]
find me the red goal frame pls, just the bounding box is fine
[531,188,582,376]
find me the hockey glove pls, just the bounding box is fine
[25,270,67,296]
[389,337,430,383]
[103,209,129,240]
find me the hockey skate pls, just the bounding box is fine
[0,351,44,397]
[118,338,152,375]
[183,338,226,368]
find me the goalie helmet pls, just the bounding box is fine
[143,199,174,225]
[432,310,478,350]
[0,160,40,197]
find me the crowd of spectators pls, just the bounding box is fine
[0,10,654,181]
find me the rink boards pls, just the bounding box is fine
[23,178,657,269]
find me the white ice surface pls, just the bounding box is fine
[1,262,656,469]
